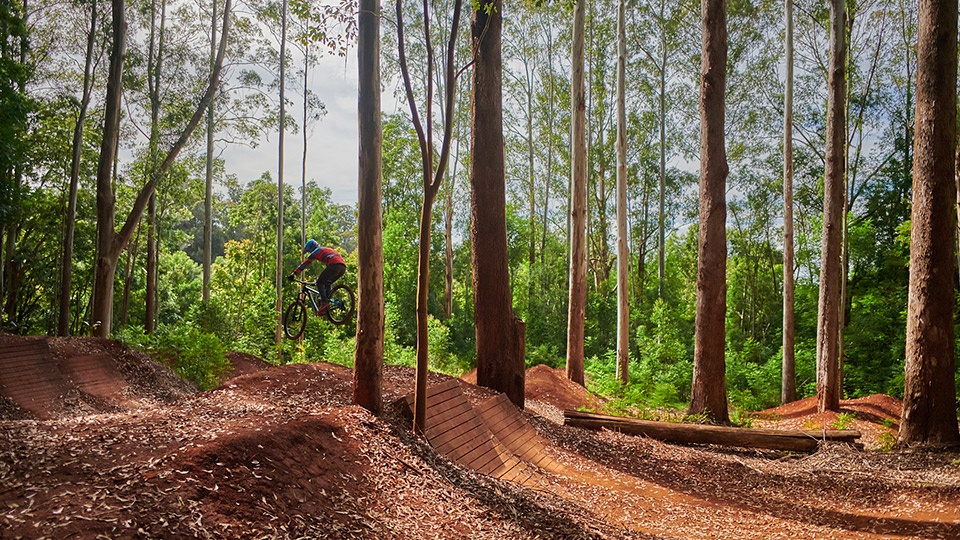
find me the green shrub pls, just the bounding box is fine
[320,335,356,368]
[118,324,231,391]
[877,431,897,451]
[831,412,857,430]
[526,343,563,370]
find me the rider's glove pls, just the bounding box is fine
[286,273,296,282]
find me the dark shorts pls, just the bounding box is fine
[316,263,346,300]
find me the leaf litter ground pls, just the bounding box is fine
[1,335,959,539]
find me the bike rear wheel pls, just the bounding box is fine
[326,284,355,325]
[283,299,308,339]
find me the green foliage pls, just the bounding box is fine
[118,324,231,391]
[428,315,472,376]
[316,335,356,368]
[725,344,782,411]
[877,431,897,451]
[730,409,753,428]
[831,412,857,431]
[526,343,563,370]
[633,298,693,405]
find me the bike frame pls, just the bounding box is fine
[294,278,324,313]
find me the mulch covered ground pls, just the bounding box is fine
[1,335,959,539]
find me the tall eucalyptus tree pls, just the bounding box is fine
[91,0,232,337]
[59,0,102,336]
[781,0,796,403]
[566,0,587,386]
[395,0,465,432]
[689,0,729,423]
[274,0,288,355]
[899,0,959,447]
[203,0,218,303]
[614,0,628,384]
[354,0,384,415]
[143,0,168,333]
[816,0,846,413]
[472,0,525,407]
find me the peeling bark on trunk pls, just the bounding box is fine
[566,0,587,387]
[353,0,384,416]
[689,0,729,424]
[781,0,796,404]
[472,0,525,408]
[815,0,847,413]
[899,0,960,447]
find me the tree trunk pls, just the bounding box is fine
[815,0,847,413]
[274,0,288,359]
[396,0,464,428]
[540,17,555,265]
[120,223,142,328]
[472,0,524,407]
[353,0,385,414]
[566,0,587,387]
[91,0,231,337]
[203,0,217,303]
[657,0,667,300]
[414,191,437,432]
[899,0,960,447]
[144,0,166,334]
[91,0,127,336]
[444,181,454,319]
[59,0,98,336]
[146,193,157,332]
[301,41,309,252]
[689,0,729,424]
[526,61,536,280]
[615,0,629,384]
[781,0,796,404]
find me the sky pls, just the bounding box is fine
[220,53,362,206]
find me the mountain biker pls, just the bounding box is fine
[287,239,346,316]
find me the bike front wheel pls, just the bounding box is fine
[283,299,308,339]
[326,285,356,325]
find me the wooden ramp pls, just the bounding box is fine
[407,380,549,484]
[0,340,71,419]
[0,342,131,419]
[57,354,127,401]
[474,393,565,475]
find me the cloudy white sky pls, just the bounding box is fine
[220,53,368,206]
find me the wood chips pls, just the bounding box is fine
[1,336,959,539]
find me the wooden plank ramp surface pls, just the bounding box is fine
[0,340,70,419]
[564,409,863,452]
[58,354,127,400]
[475,393,565,475]
[406,380,541,484]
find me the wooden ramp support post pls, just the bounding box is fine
[564,410,862,452]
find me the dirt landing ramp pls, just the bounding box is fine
[0,340,129,419]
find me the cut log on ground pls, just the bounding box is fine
[564,410,862,452]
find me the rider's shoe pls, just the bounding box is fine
[316,302,330,317]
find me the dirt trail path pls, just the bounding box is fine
[1,336,958,539]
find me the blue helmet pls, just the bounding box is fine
[303,239,318,254]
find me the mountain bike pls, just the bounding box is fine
[283,277,356,339]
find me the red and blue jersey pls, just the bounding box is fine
[293,246,345,274]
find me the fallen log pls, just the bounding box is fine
[563,410,862,452]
